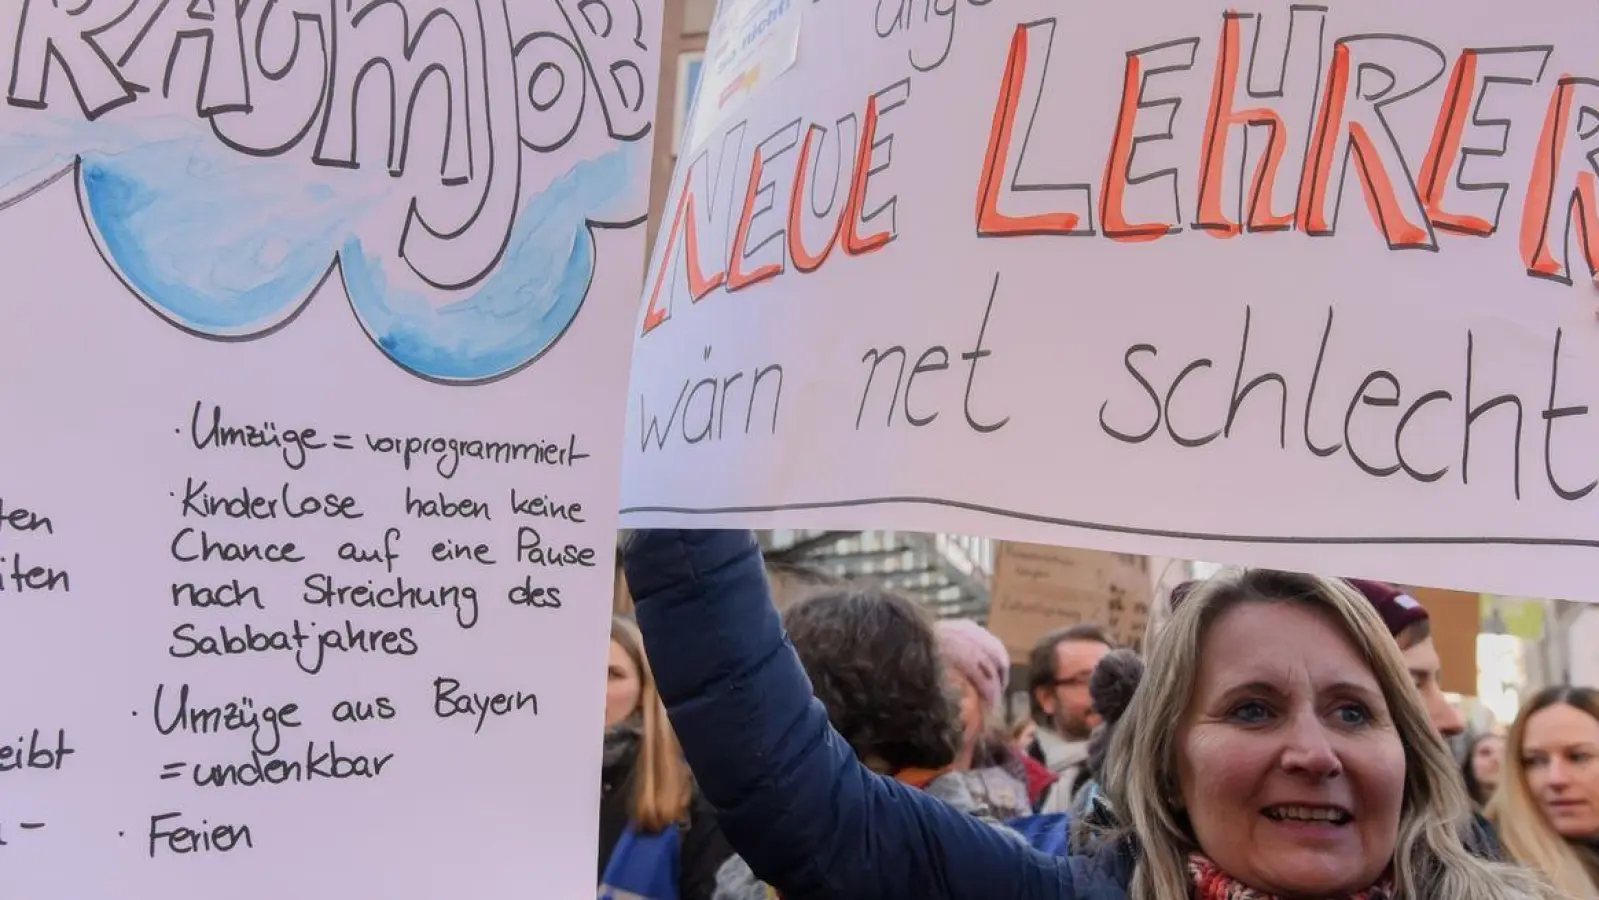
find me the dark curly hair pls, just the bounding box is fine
[782,584,962,774]
[1077,649,1146,793]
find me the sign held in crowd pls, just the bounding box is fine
[0,0,658,896]
[623,0,1599,604]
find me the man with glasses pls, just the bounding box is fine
[1025,623,1112,813]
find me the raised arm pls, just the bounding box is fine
[624,529,1074,900]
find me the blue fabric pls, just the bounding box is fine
[1008,814,1074,858]
[599,822,682,900]
[624,529,1134,900]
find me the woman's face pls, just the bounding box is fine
[1471,734,1505,793]
[1178,602,1407,898]
[605,640,642,728]
[1521,702,1599,840]
[1014,719,1037,750]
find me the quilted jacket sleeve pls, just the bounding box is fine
[624,529,1085,900]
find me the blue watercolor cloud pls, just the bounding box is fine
[340,148,633,382]
[0,118,641,384]
[78,138,351,337]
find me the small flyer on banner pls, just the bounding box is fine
[686,0,802,152]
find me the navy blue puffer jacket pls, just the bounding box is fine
[624,529,1135,900]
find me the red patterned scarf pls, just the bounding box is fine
[1189,855,1394,900]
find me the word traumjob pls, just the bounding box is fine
[640,7,1599,338]
[10,0,649,293]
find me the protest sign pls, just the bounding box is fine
[987,542,1153,659]
[623,0,1599,603]
[0,1,657,896]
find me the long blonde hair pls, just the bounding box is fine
[1490,685,1599,898]
[610,616,692,833]
[1102,569,1563,900]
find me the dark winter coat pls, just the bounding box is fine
[624,529,1134,900]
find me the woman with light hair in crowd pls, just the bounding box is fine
[1147,576,1500,859]
[1462,732,1506,809]
[622,529,1565,900]
[1490,685,1599,897]
[599,616,732,899]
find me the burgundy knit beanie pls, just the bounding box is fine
[1170,576,1428,641]
[1344,578,1429,638]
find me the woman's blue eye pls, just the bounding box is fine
[1230,701,1272,723]
[1335,704,1372,726]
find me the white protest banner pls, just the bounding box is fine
[622,0,1599,603]
[0,1,656,896]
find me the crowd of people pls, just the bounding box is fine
[598,529,1599,900]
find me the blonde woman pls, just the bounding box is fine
[599,616,732,900]
[622,529,1564,900]
[1463,733,1506,809]
[1490,685,1599,897]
